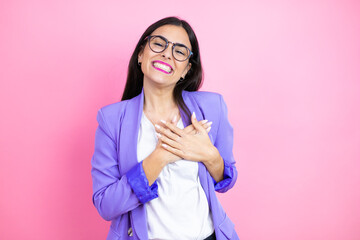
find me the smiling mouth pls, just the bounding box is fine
[152,61,173,74]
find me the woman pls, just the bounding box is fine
[91,17,239,240]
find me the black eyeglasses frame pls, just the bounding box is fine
[145,35,193,62]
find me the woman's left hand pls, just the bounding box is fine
[155,112,224,182]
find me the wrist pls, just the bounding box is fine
[151,148,169,167]
[205,146,222,168]
[203,147,224,183]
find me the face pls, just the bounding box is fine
[138,25,192,88]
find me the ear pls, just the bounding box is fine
[138,47,144,63]
[182,62,192,78]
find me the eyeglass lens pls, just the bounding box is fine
[149,36,191,61]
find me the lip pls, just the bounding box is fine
[152,60,173,74]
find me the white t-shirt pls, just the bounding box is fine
[137,112,214,240]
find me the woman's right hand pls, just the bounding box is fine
[142,117,211,185]
[154,116,211,164]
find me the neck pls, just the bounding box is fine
[143,81,179,123]
[143,81,177,112]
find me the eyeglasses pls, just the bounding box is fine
[145,35,193,62]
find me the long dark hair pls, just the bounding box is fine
[121,16,203,121]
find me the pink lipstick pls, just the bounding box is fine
[152,60,173,74]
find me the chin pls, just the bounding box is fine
[147,77,176,87]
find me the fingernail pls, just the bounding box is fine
[192,112,196,119]
[200,119,208,124]
[162,143,168,148]
[207,121,213,126]
[160,120,166,124]
[206,127,211,132]
[155,124,161,129]
[156,132,161,138]
[172,115,177,123]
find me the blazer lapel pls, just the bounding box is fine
[119,89,144,174]
[119,90,214,239]
[118,89,147,240]
[181,91,211,202]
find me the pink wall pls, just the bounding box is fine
[1,0,359,239]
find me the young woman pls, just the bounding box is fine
[91,16,239,240]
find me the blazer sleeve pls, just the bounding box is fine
[91,109,158,221]
[212,95,238,193]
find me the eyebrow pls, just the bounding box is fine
[158,35,191,50]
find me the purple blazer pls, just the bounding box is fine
[91,89,239,240]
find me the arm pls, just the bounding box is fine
[188,96,237,192]
[154,95,238,193]
[143,117,215,185]
[211,95,238,193]
[91,109,158,221]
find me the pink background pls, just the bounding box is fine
[1,0,359,239]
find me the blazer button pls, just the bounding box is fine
[128,227,133,237]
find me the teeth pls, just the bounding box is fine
[153,62,172,73]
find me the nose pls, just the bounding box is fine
[161,44,173,59]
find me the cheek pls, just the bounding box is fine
[177,64,189,74]
[140,48,152,61]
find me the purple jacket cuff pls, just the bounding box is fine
[126,162,158,204]
[213,160,234,192]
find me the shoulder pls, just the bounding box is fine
[99,91,142,117]
[183,90,225,109]
[96,99,132,130]
[94,99,133,141]
[98,100,128,118]
[99,100,128,116]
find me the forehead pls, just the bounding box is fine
[151,25,191,49]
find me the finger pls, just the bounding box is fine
[183,120,207,134]
[178,119,210,134]
[205,122,213,133]
[184,124,195,134]
[189,129,197,135]
[203,121,212,128]
[171,115,177,124]
[200,119,208,125]
[199,120,210,131]
[186,121,212,135]
[157,132,182,149]
[155,124,181,141]
[206,126,212,133]
[161,143,185,158]
[191,112,207,134]
[160,120,184,137]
